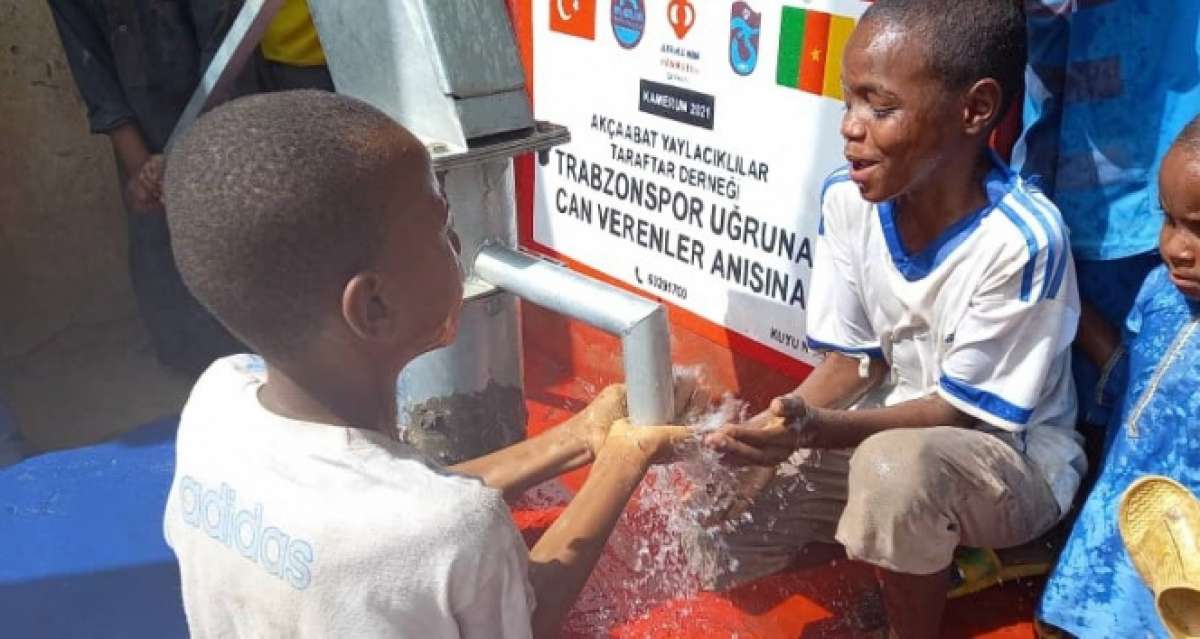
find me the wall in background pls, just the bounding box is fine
[0,1,190,451]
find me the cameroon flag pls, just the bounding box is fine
[776,6,856,99]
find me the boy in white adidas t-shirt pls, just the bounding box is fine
[696,1,1086,637]
[160,90,698,638]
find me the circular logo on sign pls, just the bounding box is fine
[611,0,646,49]
[729,2,761,76]
[668,0,696,40]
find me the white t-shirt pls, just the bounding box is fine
[807,157,1086,514]
[163,355,535,639]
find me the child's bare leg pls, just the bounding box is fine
[877,567,951,639]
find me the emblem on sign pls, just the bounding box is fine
[550,0,597,40]
[611,0,646,49]
[729,2,761,76]
[667,0,696,40]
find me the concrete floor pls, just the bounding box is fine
[0,314,192,452]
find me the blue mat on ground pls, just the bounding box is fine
[0,418,186,638]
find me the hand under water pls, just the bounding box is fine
[569,372,712,464]
[701,395,815,523]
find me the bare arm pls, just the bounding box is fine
[703,352,886,520]
[107,122,164,213]
[707,393,974,466]
[452,379,703,501]
[450,414,595,501]
[803,394,973,448]
[785,350,887,410]
[724,353,888,437]
[1075,300,1121,370]
[706,351,974,465]
[731,351,888,431]
[108,122,152,179]
[526,421,687,639]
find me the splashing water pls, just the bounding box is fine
[559,367,761,636]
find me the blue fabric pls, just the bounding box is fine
[938,374,1035,426]
[877,155,1012,282]
[1015,1,1200,260]
[0,419,187,638]
[803,336,884,360]
[818,166,852,236]
[1012,188,1072,301]
[995,200,1043,301]
[1039,265,1200,638]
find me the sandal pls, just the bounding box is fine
[1119,475,1200,638]
[947,546,1052,599]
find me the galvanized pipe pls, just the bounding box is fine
[474,245,674,425]
[166,0,284,150]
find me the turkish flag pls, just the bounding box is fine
[549,0,596,40]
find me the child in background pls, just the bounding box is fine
[257,0,335,92]
[1016,1,1200,428]
[695,1,1086,636]
[49,0,334,375]
[161,90,699,638]
[49,0,248,374]
[1037,117,1200,639]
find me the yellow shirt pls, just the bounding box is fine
[260,0,326,67]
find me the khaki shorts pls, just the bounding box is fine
[687,427,1061,589]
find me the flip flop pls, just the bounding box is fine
[1119,475,1200,639]
[947,546,1052,599]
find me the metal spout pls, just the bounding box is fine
[474,245,674,425]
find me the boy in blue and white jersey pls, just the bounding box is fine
[696,1,1086,636]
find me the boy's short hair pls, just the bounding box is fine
[164,90,415,356]
[862,0,1026,125]
[1174,114,1200,154]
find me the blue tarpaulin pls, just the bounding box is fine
[0,418,186,638]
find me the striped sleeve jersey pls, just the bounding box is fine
[805,155,1087,514]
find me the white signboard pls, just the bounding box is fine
[532,0,871,365]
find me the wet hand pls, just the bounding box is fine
[769,395,816,445]
[603,417,696,465]
[571,374,711,461]
[703,395,814,466]
[572,384,630,460]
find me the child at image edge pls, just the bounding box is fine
[1037,116,1200,639]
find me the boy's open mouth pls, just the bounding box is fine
[848,158,879,182]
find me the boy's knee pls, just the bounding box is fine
[848,429,947,505]
[839,430,962,574]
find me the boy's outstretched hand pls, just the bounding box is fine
[568,384,630,463]
[569,374,710,463]
[602,417,695,465]
[704,395,814,466]
[527,375,708,639]
[700,395,816,524]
